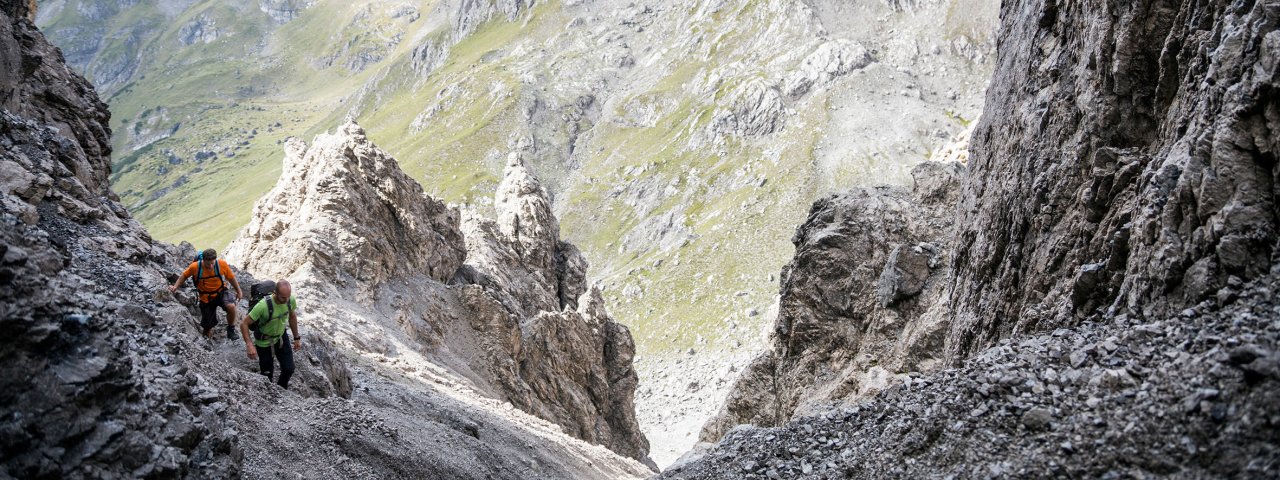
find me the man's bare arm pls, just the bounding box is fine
[228,274,243,299]
[169,271,191,293]
[289,310,300,348]
[240,314,257,359]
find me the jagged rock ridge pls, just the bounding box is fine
[226,120,652,465]
[227,121,466,287]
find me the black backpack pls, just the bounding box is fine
[248,280,292,338]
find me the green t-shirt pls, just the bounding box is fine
[249,295,297,347]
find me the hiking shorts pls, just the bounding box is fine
[198,289,235,330]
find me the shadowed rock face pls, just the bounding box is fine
[226,120,652,464]
[944,0,1280,361]
[2,4,355,475]
[1,3,239,476]
[699,161,963,442]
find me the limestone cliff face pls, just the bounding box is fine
[226,121,467,287]
[945,0,1280,360]
[226,121,651,464]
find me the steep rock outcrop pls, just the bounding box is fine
[700,161,963,442]
[496,150,560,272]
[944,0,1280,361]
[503,288,648,462]
[226,121,466,287]
[227,121,651,464]
[460,149,590,315]
[1,3,238,476]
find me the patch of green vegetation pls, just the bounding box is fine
[559,83,827,356]
[944,108,972,127]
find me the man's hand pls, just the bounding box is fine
[293,338,302,351]
[246,344,257,360]
[236,289,244,301]
[168,284,179,293]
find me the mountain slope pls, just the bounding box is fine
[2,3,652,476]
[668,0,1280,476]
[35,0,999,361]
[223,119,653,465]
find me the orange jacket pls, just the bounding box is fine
[182,258,236,303]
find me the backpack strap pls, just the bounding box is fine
[213,259,225,285]
[263,296,294,323]
[258,296,294,346]
[194,258,227,293]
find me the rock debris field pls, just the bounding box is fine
[663,269,1280,478]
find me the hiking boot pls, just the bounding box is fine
[226,325,238,340]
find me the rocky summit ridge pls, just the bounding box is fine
[227,120,466,288]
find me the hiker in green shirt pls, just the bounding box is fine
[239,279,300,389]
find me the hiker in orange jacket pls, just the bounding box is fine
[170,248,244,340]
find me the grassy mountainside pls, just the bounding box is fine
[37,0,996,357]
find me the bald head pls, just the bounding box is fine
[274,280,291,300]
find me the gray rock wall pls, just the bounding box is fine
[945,0,1280,361]
[1,5,355,476]
[0,3,239,476]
